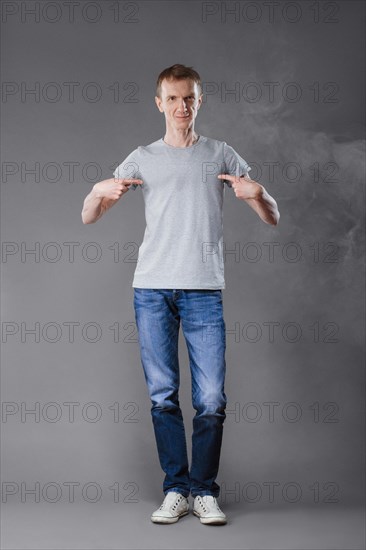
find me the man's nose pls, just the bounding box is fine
[177,99,188,111]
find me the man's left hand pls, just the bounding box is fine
[217,173,263,201]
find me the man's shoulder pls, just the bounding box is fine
[200,135,227,149]
[201,135,225,145]
[136,138,164,154]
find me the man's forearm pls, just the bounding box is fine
[81,186,104,224]
[245,184,280,226]
[82,177,136,224]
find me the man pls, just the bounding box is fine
[81,64,280,525]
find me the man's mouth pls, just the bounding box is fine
[176,114,190,118]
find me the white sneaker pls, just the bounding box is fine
[151,491,190,524]
[193,495,227,525]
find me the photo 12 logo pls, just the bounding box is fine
[1,1,140,24]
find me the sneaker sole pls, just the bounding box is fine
[193,510,227,525]
[151,509,190,524]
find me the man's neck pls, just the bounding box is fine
[163,128,199,148]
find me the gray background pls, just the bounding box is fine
[1,0,365,548]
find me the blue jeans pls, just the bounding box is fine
[133,288,227,498]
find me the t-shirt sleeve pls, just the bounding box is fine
[223,142,251,188]
[112,148,141,190]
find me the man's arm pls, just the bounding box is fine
[243,177,280,226]
[218,173,280,226]
[81,177,143,224]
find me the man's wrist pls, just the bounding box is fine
[92,185,103,200]
[243,181,263,200]
[253,183,264,200]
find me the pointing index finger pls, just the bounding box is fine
[217,174,234,180]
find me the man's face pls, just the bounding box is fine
[155,78,202,130]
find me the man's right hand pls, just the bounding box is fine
[93,178,144,200]
[82,177,143,224]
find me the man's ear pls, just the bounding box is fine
[155,96,164,113]
[197,94,203,110]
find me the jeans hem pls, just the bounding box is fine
[164,488,190,498]
[191,491,220,498]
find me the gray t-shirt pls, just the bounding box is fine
[113,135,251,289]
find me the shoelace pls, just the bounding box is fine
[159,493,184,511]
[197,495,223,514]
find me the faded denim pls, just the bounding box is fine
[133,288,227,498]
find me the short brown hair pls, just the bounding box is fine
[156,64,202,98]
